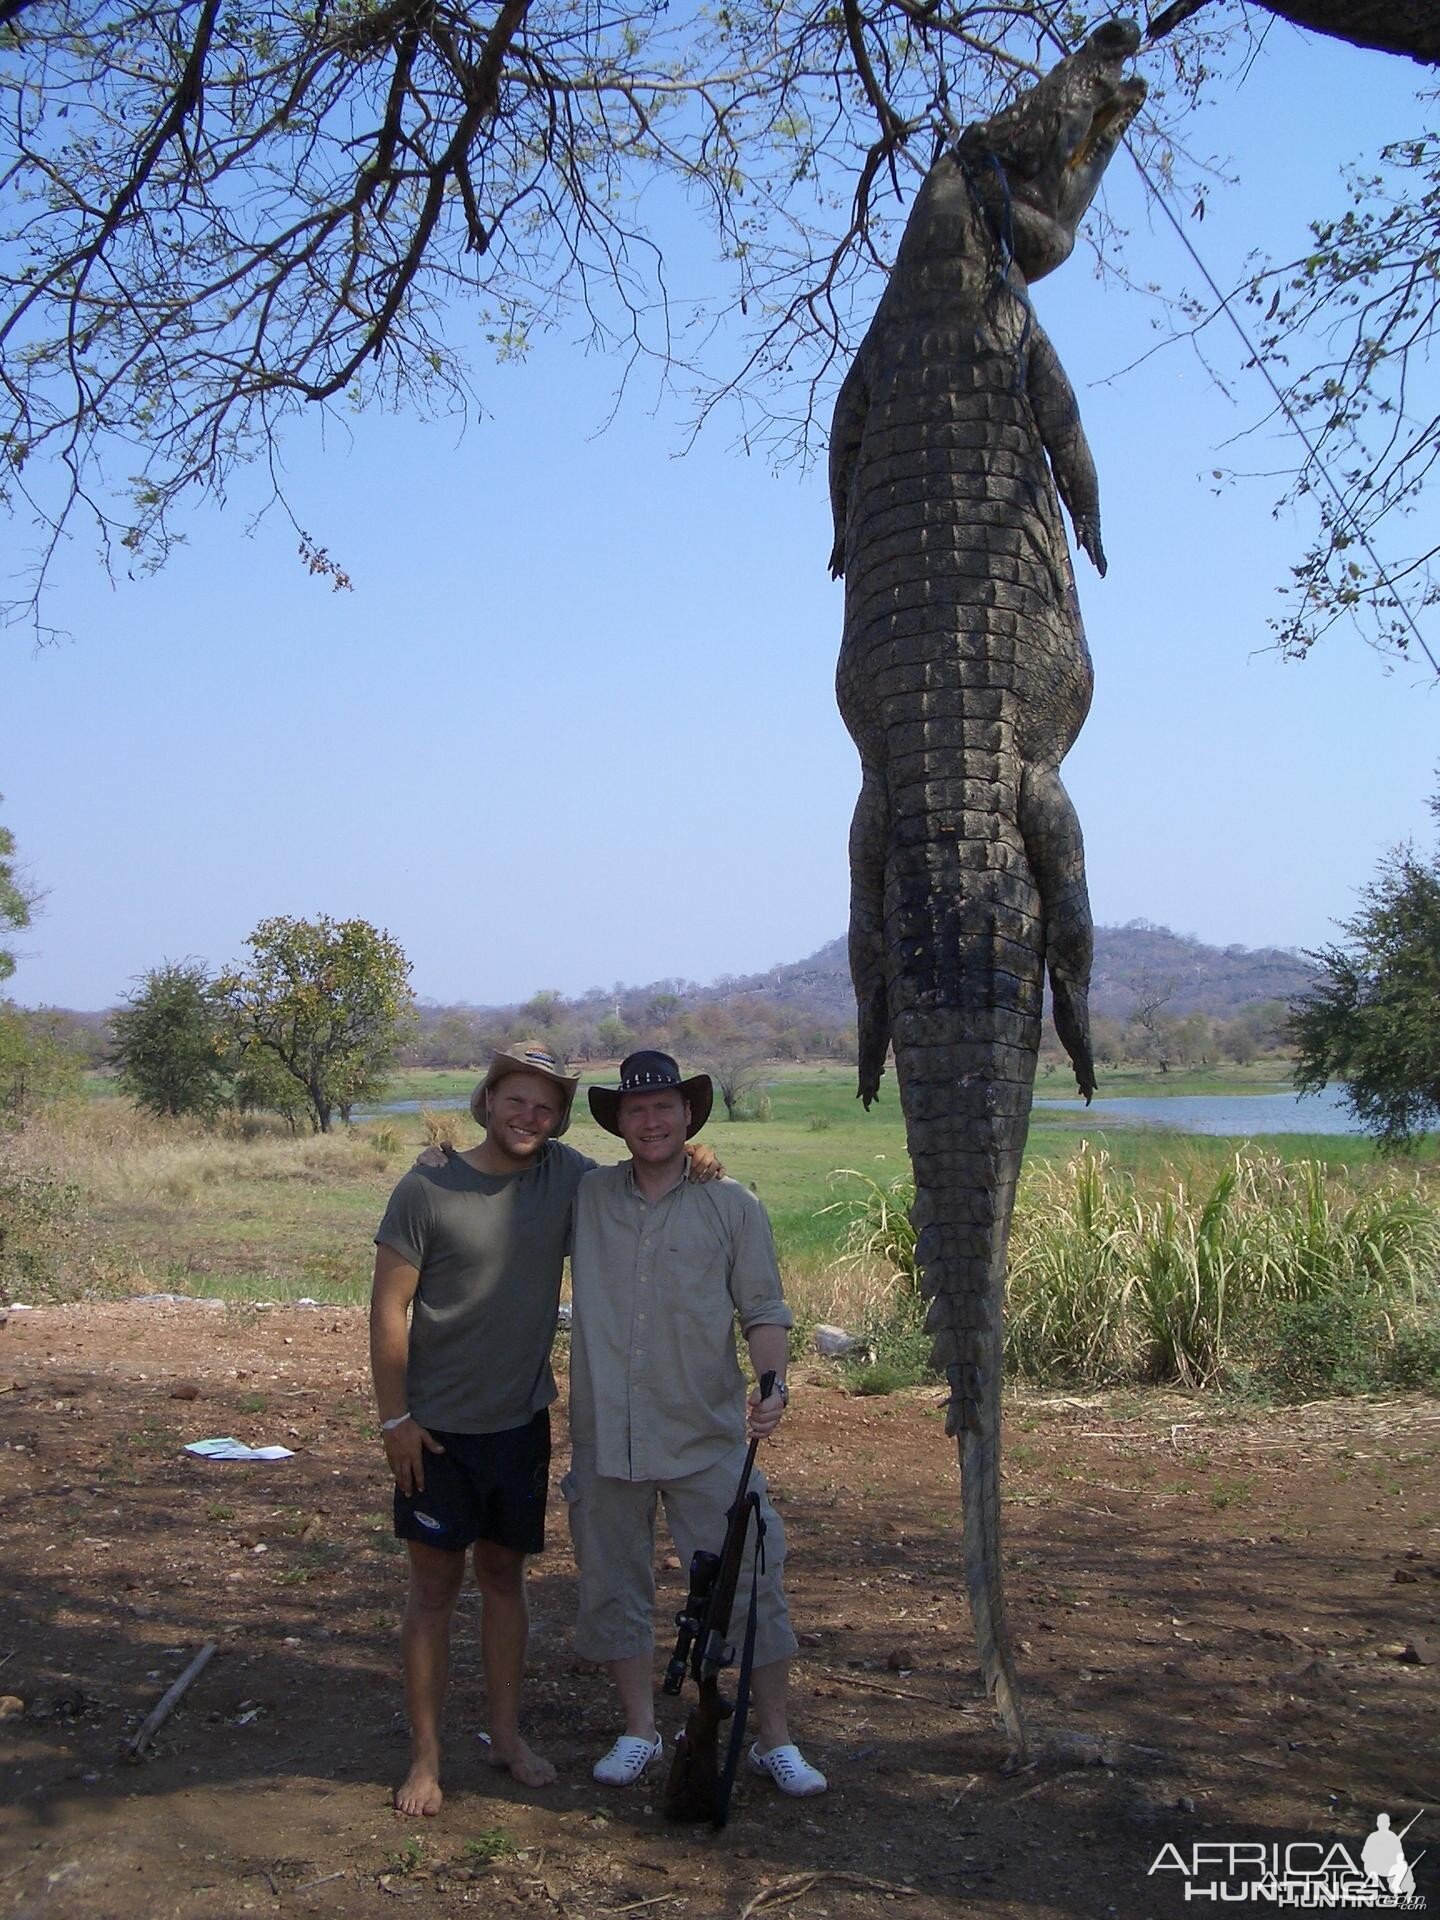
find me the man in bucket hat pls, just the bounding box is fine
[370,1040,720,1816]
[565,1051,826,1798]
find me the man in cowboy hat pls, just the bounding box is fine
[370,1040,721,1817]
[565,1050,826,1798]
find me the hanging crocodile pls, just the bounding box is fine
[828,20,1146,1761]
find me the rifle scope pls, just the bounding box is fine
[662,1549,721,1695]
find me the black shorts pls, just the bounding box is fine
[393,1410,551,1556]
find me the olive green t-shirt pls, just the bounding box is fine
[374,1140,595,1434]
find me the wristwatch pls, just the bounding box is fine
[774,1380,790,1407]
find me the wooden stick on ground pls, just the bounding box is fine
[739,1871,918,1918]
[126,1639,218,1758]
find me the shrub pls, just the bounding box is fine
[0,1164,81,1294]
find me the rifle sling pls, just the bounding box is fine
[714,1492,765,1830]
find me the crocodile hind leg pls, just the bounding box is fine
[1018,761,1096,1099]
[848,761,892,1107]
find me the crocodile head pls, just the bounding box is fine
[957,18,1147,282]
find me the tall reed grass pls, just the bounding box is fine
[824,1147,1440,1396]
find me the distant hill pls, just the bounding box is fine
[674,922,1316,1025]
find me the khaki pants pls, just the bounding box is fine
[562,1445,799,1668]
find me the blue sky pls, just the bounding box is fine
[3,23,1436,1013]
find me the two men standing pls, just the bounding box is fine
[368,1043,825,1813]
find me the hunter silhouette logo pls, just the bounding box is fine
[1148,1807,1426,1907]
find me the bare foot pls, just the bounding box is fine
[394,1756,444,1817]
[486,1735,556,1788]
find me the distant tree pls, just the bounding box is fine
[1291,794,1440,1150]
[0,1001,83,1122]
[221,916,412,1134]
[1217,1019,1259,1067]
[0,797,38,984]
[708,1040,768,1121]
[1125,973,1180,1072]
[110,959,230,1119]
[595,1014,634,1060]
[1174,1013,1212,1069]
[645,992,683,1032]
[417,1008,486,1069]
[520,990,566,1032]
[231,1049,312,1134]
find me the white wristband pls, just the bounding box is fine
[381,1412,412,1433]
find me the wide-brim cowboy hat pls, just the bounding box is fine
[471,1041,581,1137]
[588,1049,714,1139]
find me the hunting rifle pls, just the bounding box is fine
[661,1369,775,1828]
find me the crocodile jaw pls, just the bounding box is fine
[959,18,1147,282]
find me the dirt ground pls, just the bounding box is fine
[0,1303,1435,1920]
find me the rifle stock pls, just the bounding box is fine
[662,1370,775,1829]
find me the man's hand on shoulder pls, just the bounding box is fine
[414,1144,449,1170]
[686,1142,726,1183]
[383,1415,445,1496]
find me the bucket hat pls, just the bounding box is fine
[471,1040,581,1137]
[588,1049,713,1139]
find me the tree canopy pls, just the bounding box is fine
[110,958,232,1118]
[1291,788,1440,1150]
[0,796,36,982]
[221,914,412,1132]
[1,0,1435,653]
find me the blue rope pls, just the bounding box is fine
[956,146,1035,387]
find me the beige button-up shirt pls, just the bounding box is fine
[569,1165,793,1482]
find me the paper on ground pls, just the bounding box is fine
[184,1436,294,1462]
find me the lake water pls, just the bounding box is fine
[359,1084,1362,1135]
[1031,1083,1358,1135]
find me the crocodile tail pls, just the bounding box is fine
[886,793,1042,1764]
[907,1118,1033,1763]
[963,1404,1026,1756]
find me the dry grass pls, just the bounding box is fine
[10,1098,402,1208]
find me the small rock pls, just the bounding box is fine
[1398,1638,1431,1666]
[1047,1731,1105,1768]
[1177,1795,1197,1815]
[0,1696,25,1720]
[798,1632,825,1648]
[813,1324,859,1358]
[885,1649,916,1672]
[661,1554,682,1573]
[1394,1568,1419,1583]
[170,1382,201,1401]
